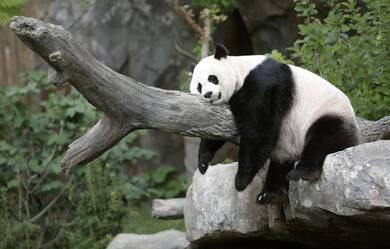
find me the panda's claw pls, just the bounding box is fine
[198,162,209,175]
[257,192,270,205]
[256,191,288,205]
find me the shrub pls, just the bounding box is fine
[0,71,185,249]
[291,0,390,120]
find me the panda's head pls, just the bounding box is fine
[190,44,238,104]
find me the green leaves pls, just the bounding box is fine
[122,165,187,201]
[295,0,318,18]
[0,0,27,26]
[267,50,294,64]
[192,0,235,11]
[0,70,166,249]
[291,0,390,120]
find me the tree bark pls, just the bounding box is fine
[152,198,185,219]
[9,17,389,174]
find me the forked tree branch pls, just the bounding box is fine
[10,16,237,174]
[9,17,389,174]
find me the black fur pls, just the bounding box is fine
[198,139,225,174]
[257,161,294,205]
[198,58,295,190]
[197,57,358,205]
[228,58,295,191]
[214,44,229,60]
[208,75,219,85]
[197,83,202,94]
[189,63,196,73]
[286,115,359,181]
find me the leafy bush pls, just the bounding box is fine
[0,71,186,249]
[124,165,187,201]
[192,0,235,11]
[0,0,27,26]
[291,0,390,120]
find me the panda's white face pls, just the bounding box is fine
[190,56,238,104]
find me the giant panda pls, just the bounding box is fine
[189,44,360,205]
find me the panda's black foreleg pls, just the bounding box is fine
[235,134,273,191]
[286,115,359,181]
[257,161,294,205]
[198,139,225,174]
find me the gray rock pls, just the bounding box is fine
[185,141,390,248]
[184,162,270,241]
[49,0,195,87]
[106,230,189,249]
[289,140,390,218]
[236,0,299,54]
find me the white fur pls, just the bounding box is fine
[190,55,267,104]
[190,55,358,162]
[272,65,357,162]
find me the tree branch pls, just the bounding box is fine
[10,16,238,174]
[9,17,389,174]
[175,0,206,39]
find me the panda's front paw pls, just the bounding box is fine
[198,162,209,175]
[235,173,253,191]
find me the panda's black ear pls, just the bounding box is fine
[188,63,196,76]
[214,43,229,60]
[189,63,196,73]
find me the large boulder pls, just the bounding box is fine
[106,230,189,249]
[184,141,390,249]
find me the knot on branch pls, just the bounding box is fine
[49,51,63,62]
[48,66,69,87]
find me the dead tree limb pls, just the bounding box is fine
[9,17,389,175]
[10,16,237,174]
[152,198,185,219]
[357,116,390,143]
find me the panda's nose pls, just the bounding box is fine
[203,91,212,98]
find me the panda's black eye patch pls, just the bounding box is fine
[208,75,219,85]
[197,83,202,93]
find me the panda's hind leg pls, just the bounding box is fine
[286,115,359,182]
[257,161,294,205]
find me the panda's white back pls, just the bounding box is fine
[271,64,357,162]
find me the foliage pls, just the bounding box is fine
[192,0,235,11]
[68,165,128,249]
[290,0,390,120]
[124,165,187,201]
[178,0,235,90]
[0,0,93,26]
[267,49,294,65]
[0,71,186,249]
[0,0,27,26]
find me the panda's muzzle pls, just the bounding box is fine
[203,91,212,98]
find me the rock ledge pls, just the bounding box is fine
[184,141,390,249]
